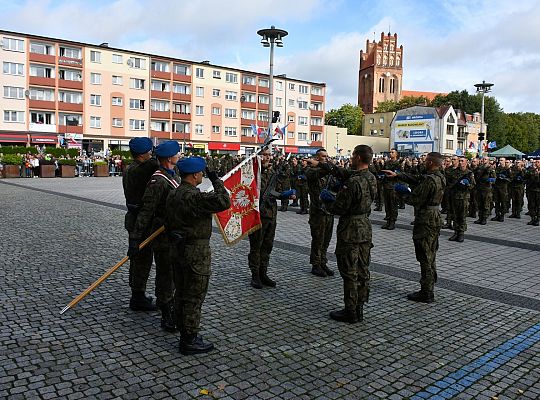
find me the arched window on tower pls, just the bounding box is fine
[379,77,385,93]
[396,54,401,67]
[389,55,394,66]
[376,53,381,66]
[383,54,387,66]
[390,78,395,93]
[390,43,395,51]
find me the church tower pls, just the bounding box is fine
[358,32,403,113]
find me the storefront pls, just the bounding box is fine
[0,133,28,147]
[31,134,58,146]
[297,147,318,156]
[190,143,206,155]
[208,142,240,155]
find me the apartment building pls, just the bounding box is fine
[1,30,326,155]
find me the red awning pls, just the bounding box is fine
[208,142,240,151]
[31,135,58,144]
[0,133,27,143]
[284,146,298,153]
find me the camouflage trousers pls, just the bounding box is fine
[492,184,508,218]
[308,213,334,268]
[248,217,277,273]
[468,190,477,216]
[476,188,492,220]
[510,185,525,215]
[336,242,372,309]
[152,245,175,306]
[129,245,153,293]
[527,189,540,218]
[451,196,469,233]
[413,234,439,293]
[172,243,211,336]
[297,184,309,211]
[383,187,398,221]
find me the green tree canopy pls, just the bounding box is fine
[325,103,363,135]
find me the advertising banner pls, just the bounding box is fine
[393,114,435,154]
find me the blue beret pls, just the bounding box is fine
[129,137,153,154]
[155,141,180,157]
[177,157,206,174]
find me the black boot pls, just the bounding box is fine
[448,232,458,241]
[468,211,477,218]
[441,222,453,230]
[291,201,299,207]
[480,218,487,225]
[250,270,263,289]
[329,308,358,323]
[260,266,276,287]
[386,221,395,230]
[473,218,482,224]
[130,291,158,311]
[296,209,304,214]
[321,265,334,276]
[491,215,500,221]
[407,290,434,303]
[356,303,364,322]
[160,301,176,332]
[374,206,382,211]
[508,214,518,219]
[455,232,464,243]
[179,334,214,355]
[311,265,327,277]
[533,218,539,227]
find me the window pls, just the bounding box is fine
[299,85,308,94]
[30,64,54,78]
[243,75,255,85]
[3,86,24,99]
[288,83,295,90]
[288,115,294,123]
[275,81,283,91]
[213,88,221,97]
[369,118,374,124]
[311,86,323,95]
[196,105,204,115]
[298,132,307,140]
[30,42,54,55]
[379,117,385,123]
[61,115,81,126]
[298,116,308,126]
[151,121,169,131]
[242,93,256,102]
[151,100,169,112]
[60,47,81,59]
[298,100,308,110]
[225,91,237,101]
[173,103,190,114]
[389,78,395,94]
[3,110,24,123]
[212,107,221,115]
[226,72,238,83]
[446,140,454,150]
[241,127,251,136]
[259,78,269,88]
[173,83,190,94]
[212,125,220,134]
[258,95,269,104]
[311,102,323,111]
[151,61,170,72]
[288,99,295,107]
[112,54,123,64]
[59,91,82,104]
[224,127,237,136]
[173,122,189,133]
[242,110,255,120]
[112,118,123,127]
[130,78,145,89]
[4,62,24,76]
[196,68,204,78]
[90,73,102,85]
[29,88,54,101]
[213,70,221,79]
[378,77,385,93]
[447,125,454,136]
[90,116,101,128]
[112,75,123,85]
[174,64,191,75]
[258,111,268,122]
[129,99,145,110]
[2,37,24,52]
[151,80,170,92]
[275,97,282,107]
[287,131,294,139]
[196,87,204,97]
[311,132,320,142]
[90,51,101,63]
[195,124,203,134]
[59,69,81,81]
[90,94,102,106]
[129,119,145,130]
[112,97,123,106]
[224,108,237,118]
[311,118,322,126]
[31,112,54,125]
[128,57,146,69]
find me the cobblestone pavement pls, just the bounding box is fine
[1,177,539,400]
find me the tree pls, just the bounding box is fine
[325,103,364,135]
[375,96,430,113]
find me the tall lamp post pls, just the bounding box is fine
[258,26,288,152]
[474,80,494,157]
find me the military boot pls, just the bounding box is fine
[311,265,327,277]
[250,269,263,289]
[386,221,396,230]
[374,205,383,211]
[130,291,158,311]
[491,215,501,222]
[356,303,364,322]
[473,218,482,224]
[291,200,299,207]
[260,266,276,287]
[321,265,335,276]
[296,209,304,214]
[179,334,214,355]
[468,211,477,218]
[455,232,464,243]
[508,214,518,218]
[448,232,458,241]
[329,308,358,323]
[480,218,487,225]
[441,221,453,229]
[533,218,539,227]
[160,301,176,332]
[407,290,434,303]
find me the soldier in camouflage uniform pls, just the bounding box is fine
[373,158,384,211]
[381,149,401,230]
[306,149,335,277]
[525,159,540,226]
[322,145,377,323]
[491,157,511,222]
[275,156,292,211]
[442,156,459,230]
[448,157,475,242]
[130,141,180,332]
[123,137,159,311]
[295,158,310,214]
[474,157,496,225]
[165,157,230,355]
[509,160,526,218]
[468,158,480,218]
[383,152,446,303]
[248,149,296,289]
[289,157,300,207]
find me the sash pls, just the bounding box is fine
[152,170,180,189]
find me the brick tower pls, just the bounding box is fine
[358,32,403,113]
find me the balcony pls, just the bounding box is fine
[241,118,256,126]
[151,130,171,139]
[257,86,270,94]
[58,102,83,112]
[29,76,55,87]
[58,79,83,90]
[310,125,323,132]
[172,131,191,141]
[172,112,191,121]
[257,103,269,111]
[311,94,324,102]
[28,99,55,110]
[310,140,323,147]
[258,120,268,128]
[241,101,256,109]
[150,110,170,119]
[151,70,171,80]
[29,123,56,133]
[310,110,324,118]
[172,93,191,102]
[241,83,257,92]
[29,53,55,64]
[58,56,82,68]
[173,73,192,83]
[241,135,260,144]
[59,124,83,134]
[151,90,170,100]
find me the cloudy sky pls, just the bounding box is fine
[3,0,539,113]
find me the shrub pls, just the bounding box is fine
[0,146,38,155]
[94,161,108,166]
[47,148,67,158]
[0,154,23,165]
[66,149,80,158]
[58,159,77,166]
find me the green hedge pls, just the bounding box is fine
[94,161,108,166]
[0,154,24,165]
[58,159,77,166]
[0,146,38,155]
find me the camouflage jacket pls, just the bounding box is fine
[525,167,540,191]
[450,168,476,199]
[495,166,511,186]
[259,166,279,220]
[510,166,526,187]
[306,166,332,215]
[382,159,401,189]
[474,164,496,189]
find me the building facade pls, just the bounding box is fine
[0,30,326,155]
[362,111,395,138]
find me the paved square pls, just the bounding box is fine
[1,177,539,399]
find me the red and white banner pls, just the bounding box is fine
[214,155,261,244]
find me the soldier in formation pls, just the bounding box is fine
[381,148,401,230]
[448,156,475,242]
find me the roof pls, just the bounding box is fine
[401,90,447,101]
[489,145,525,156]
[435,105,451,118]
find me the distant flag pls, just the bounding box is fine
[469,141,476,149]
[488,141,497,149]
[273,123,290,140]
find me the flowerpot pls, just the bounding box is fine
[93,164,109,177]
[2,165,21,178]
[60,165,75,178]
[40,164,56,178]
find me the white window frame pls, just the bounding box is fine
[2,37,24,52]
[195,105,204,116]
[212,125,220,134]
[29,88,54,101]
[299,85,308,94]
[112,118,123,127]
[3,62,24,76]
[3,110,24,123]
[129,99,145,110]
[112,54,123,64]
[224,108,237,118]
[129,119,145,130]
[212,107,221,116]
[90,50,101,63]
[195,124,204,134]
[298,116,308,126]
[196,68,204,78]
[90,94,102,106]
[112,75,123,85]
[130,78,145,90]
[90,73,102,85]
[90,116,101,128]
[298,132,307,141]
[212,88,221,97]
[225,91,237,101]
[226,72,238,83]
[224,127,237,136]
[196,87,204,97]
[3,86,24,99]
[128,57,146,69]
[213,70,221,79]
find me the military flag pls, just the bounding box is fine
[214,154,262,244]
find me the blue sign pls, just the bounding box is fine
[409,130,427,138]
[396,114,435,121]
[298,147,318,155]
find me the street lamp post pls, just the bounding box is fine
[257,26,288,152]
[474,80,494,157]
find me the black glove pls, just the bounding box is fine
[319,162,335,173]
[127,239,140,257]
[206,168,219,183]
